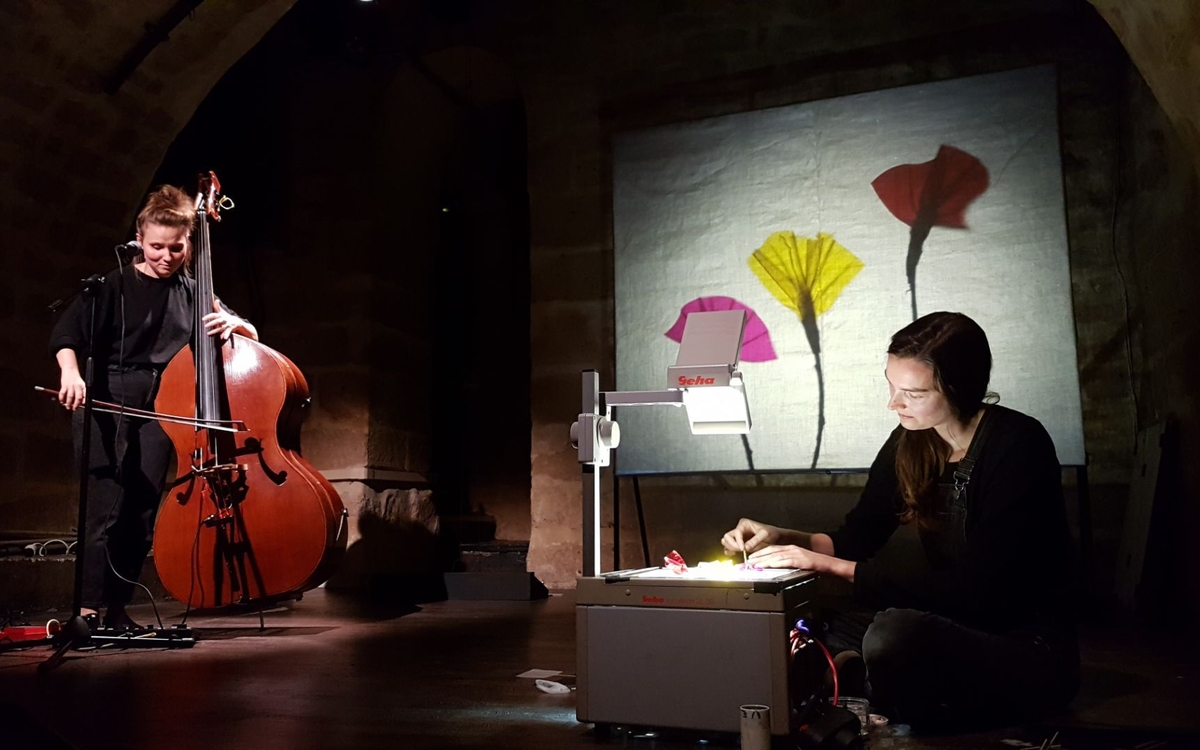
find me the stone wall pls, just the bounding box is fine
[1115,67,1200,618]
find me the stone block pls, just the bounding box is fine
[15,163,63,204]
[310,367,371,424]
[531,420,581,483]
[530,300,607,368]
[443,571,547,600]
[305,427,368,471]
[405,433,432,476]
[104,126,139,155]
[530,246,608,303]
[440,514,497,547]
[366,425,408,471]
[0,553,168,615]
[367,333,432,379]
[57,2,98,28]
[68,192,128,229]
[530,369,596,425]
[528,186,606,248]
[0,114,43,151]
[326,485,444,596]
[51,99,105,134]
[525,538,581,590]
[143,107,175,133]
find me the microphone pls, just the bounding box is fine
[114,240,142,259]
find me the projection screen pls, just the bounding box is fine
[612,65,1086,474]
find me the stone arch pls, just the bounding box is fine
[1090,1,1200,182]
[1,1,297,531]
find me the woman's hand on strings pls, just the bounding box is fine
[203,298,259,341]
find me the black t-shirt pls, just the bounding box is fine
[111,269,173,363]
[48,264,198,366]
[825,405,1078,635]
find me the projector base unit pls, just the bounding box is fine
[575,568,817,736]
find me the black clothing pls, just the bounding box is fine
[826,405,1077,636]
[49,263,236,610]
[74,367,172,610]
[823,405,1080,727]
[48,264,196,366]
[862,607,1077,729]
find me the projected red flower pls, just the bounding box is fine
[871,145,989,320]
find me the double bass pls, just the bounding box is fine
[152,172,345,609]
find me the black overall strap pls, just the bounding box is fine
[952,406,994,501]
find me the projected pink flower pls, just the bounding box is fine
[664,296,776,362]
[871,145,989,320]
[665,296,774,477]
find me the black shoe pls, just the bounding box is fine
[82,613,100,632]
[103,610,143,632]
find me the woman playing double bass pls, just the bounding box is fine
[49,185,255,630]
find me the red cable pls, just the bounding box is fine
[790,626,840,707]
[811,636,839,706]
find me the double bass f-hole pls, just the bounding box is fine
[237,437,288,485]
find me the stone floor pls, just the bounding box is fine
[1,589,1197,750]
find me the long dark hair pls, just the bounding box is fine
[889,312,992,526]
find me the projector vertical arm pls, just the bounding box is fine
[580,370,603,577]
[571,372,684,576]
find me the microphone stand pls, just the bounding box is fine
[39,273,105,673]
[46,243,134,312]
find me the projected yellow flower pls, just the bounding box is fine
[749,231,863,469]
[749,231,863,321]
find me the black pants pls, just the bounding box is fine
[73,366,172,610]
[824,607,1079,730]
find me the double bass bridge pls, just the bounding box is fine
[192,462,249,479]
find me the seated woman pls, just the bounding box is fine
[722,311,1080,729]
